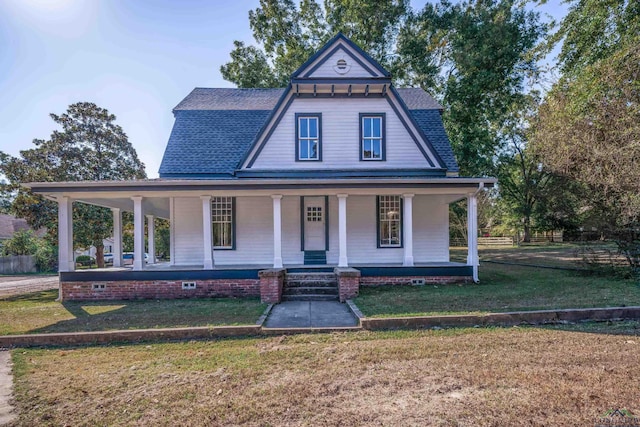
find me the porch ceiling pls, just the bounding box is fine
[73,196,170,219]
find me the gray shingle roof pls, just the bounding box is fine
[159,87,456,177]
[159,110,271,177]
[409,110,459,172]
[174,88,284,111]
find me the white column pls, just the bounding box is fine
[132,196,144,271]
[57,196,74,272]
[272,195,283,269]
[402,193,414,266]
[169,197,175,266]
[146,214,156,264]
[201,196,214,270]
[112,208,122,267]
[337,194,348,267]
[467,194,479,282]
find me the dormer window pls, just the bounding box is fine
[296,113,322,161]
[360,113,385,161]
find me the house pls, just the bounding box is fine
[26,33,495,302]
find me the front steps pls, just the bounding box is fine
[282,272,339,301]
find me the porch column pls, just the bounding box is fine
[57,196,74,272]
[337,194,348,267]
[272,195,283,269]
[146,214,156,264]
[467,193,479,282]
[169,197,175,266]
[402,193,414,266]
[112,208,122,267]
[132,196,145,271]
[201,195,214,270]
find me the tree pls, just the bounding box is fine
[0,102,146,268]
[532,41,640,269]
[221,0,409,87]
[396,0,548,176]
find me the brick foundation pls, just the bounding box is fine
[60,279,260,301]
[359,276,473,286]
[259,268,285,303]
[335,267,361,302]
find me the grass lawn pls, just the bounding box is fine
[0,290,266,335]
[10,324,640,426]
[355,262,640,317]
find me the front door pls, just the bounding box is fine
[303,196,326,250]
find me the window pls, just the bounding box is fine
[296,113,322,161]
[212,197,235,249]
[360,114,385,161]
[377,195,402,247]
[307,206,323,222]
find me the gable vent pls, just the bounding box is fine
[334,58,350,74]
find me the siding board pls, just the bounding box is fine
[251,98,432,170]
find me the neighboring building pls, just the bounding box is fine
[0,214,32,242]
[26,34,495,302]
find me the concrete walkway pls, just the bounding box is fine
[0,352,15,425]
[264,301,359,328]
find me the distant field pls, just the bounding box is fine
[11,325,640,426]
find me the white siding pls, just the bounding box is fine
[413,195,450,262]
[345,196,404,264]
[251,97,433,170]
[213,196,273,265]
[171,194,450,267]
[173,197,204,265]
[308,48,377,78]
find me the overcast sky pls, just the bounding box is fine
[0,0,567,178]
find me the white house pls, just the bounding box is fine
[26,34,495,302]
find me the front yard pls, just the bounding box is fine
[10,325,640,426]
[355,262,640,317]
[0,290,266,335]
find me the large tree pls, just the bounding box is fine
[396,0,547,176]
[533,0,640,271]
[0,102,146,267]
[220,0,409,88]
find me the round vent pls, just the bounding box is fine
[333,58,350,74]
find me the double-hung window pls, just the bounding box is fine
[212,197,235,249]
[296,113,322,161]
[360,113,385,161]
[377,195,402,247]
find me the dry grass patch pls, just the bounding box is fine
[0,290,266,335]
[10,324,640,426]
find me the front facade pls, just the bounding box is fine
[28,34,495,302]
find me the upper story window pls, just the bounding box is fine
[360,113,385,161]
[295,113,322,161]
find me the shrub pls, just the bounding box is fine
[75,255,95,267]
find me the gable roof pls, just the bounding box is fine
[292,32,390,79]
[0,214,37,240]
[159,87,457,177]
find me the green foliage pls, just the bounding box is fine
[2,229,38,256]
[75,255,95,267]
[397,0,548,176]
[550,0,640,76]
[0,102,147,268]
[34,240,57,273]
[220,0,409,87]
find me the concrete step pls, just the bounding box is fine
[285,280,338,288]
[284,286,339,295]
[282,294,339,302]
[286,273,335,281]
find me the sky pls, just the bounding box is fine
[0,0,568,179]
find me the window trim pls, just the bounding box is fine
[376,195,403,248]
[359,113,386,161]
[211,196,236,250]
[295,113,322,162]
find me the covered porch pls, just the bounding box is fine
[27,177,493,302]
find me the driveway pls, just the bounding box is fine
[0,275,58,298]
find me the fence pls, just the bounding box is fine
[451,237,515,247]
[0,255,36,274]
